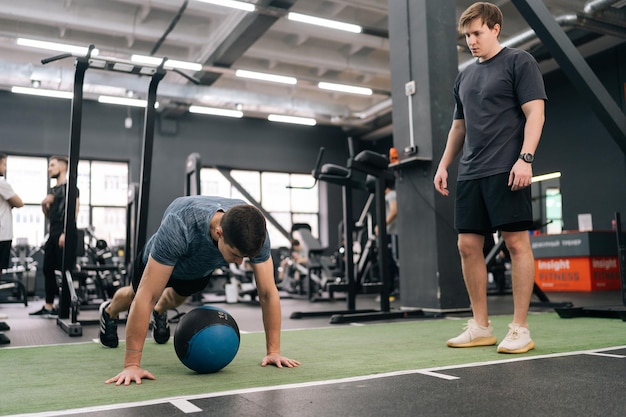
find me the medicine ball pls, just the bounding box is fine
[173,306,240,373]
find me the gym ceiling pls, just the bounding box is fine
[0,0,623,139]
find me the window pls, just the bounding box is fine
[7,156,48,247]
[7,156,128,249]
[545,187,563,234]
[200,168,319,248]
[79,161,128,248]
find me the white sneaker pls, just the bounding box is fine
[447,319,497,348]
[497,323,535,354]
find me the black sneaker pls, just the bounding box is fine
[29,306,58,318]
[99,301,118,348]
[152,310,170,344]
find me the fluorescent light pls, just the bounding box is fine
[268,114,316,126]
[16,38,99,56]
[532,172,562,183]
[189,105,243,118]
[11,86,73,99]
[131,55,202,71]
[194,0,255,12]
[235,69,297,85]
[287,12,362,33]
[318,81,373,96]
[98,96,152,108]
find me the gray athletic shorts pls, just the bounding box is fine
[130,250,212,297]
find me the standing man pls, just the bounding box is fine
[0,153,24,271]
[101,196,300,386]
[30,156,79,317]
[433,2,546,354]
[0,153,22,345]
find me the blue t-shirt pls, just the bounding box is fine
[143,196,271,280]
[453,47,547,180]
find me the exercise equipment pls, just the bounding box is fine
[291,224,342,301]
[174,306,240,373]
[555,212,626,320]
[0,239,40,306]
[290,144,369,317]
[0,270,28,307]
[185,152,202,197]
[72,228,124,307]
[41,45,198,336]
[291,139,429,323]
[124,182,139,285]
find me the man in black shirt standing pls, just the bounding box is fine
[30,156,80,317]
[433,2,546,354]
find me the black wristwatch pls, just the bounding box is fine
[519,153,534,163]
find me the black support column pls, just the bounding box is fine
[388,0,469,312]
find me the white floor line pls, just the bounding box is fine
[169,399,203,413]
[583,352,626,358]
[416,370,460,380]
[8,345,626,417]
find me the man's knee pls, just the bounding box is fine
[457,234,485,259]
[161,287,187,307]
[113,285,135,303]
[502,232,531,257]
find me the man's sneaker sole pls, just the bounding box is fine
[497,340,535,354]
[447,336,497,348]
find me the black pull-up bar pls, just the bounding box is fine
[40,45,174,334]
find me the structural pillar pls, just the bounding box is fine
[388,0,469,311]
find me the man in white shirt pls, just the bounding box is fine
[0,153,24,271]
[0,153,23,345]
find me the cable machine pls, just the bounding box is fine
[291,139,431,323]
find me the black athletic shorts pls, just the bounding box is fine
[455,172,533,234]
[130,250,212,297]
[0,240,11,270]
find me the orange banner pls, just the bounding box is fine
[534,256,620,292]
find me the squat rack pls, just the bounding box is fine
[41,45,194,336]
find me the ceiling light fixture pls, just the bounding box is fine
[98,95,153,108]
[131,55,202,71]
[16,38,99,56]
[11,86,73,99]
[268,114,316,126]
[532,172,562,183]
[189,105,243,118]
[287,12,362,33]
[194,0,255,12]
[235,69,297,85]
[318,81,373,96]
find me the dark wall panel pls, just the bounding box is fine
[536,46,626,231]
[0,91,349,249]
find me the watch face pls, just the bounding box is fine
[521,153,534,163]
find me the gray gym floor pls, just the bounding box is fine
[67,346,626,417]
[1,290,625,416]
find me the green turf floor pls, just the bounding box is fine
[2,312,626,416]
